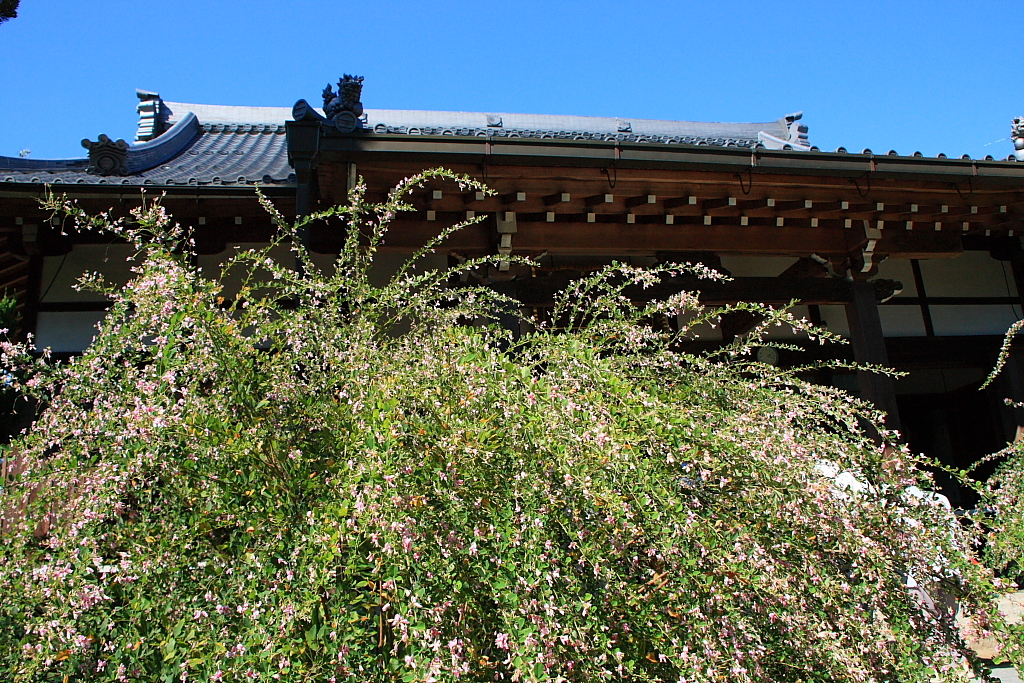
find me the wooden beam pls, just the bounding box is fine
[810,200,849,213]
[663,196,697,209]
[774,199,814,215]
[875,230,963,258]
[511,221,866,256]
[904,203,949,217]
[846,281,901,429]
[340,159,1024,205]
[702,197,738,211]
[844,202,882,218]
[625,194,657,209]
[357,217,980,258]
[778,257,830,279]
[543,192,571,206]
[513,275,859,307]
[584,193,615,207]
[736,198,775,212]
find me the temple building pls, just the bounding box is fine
[2,78,1024,505]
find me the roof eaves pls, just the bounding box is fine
[317,130,1024,183]
[0,155,89,172]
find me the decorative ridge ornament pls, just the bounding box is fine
[82,134,129,176]
[1012,116,1024,161]
[322,74,365,134]
[757,111,811,151]
[135,90,165,142]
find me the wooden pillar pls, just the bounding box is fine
[909,259,935,337]
[19,217,43,346]
[991,240,1024,440]
[994,351,1024,443]
[20,254,42,346]
[845,281,901,430]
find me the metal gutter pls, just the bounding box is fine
[317,132,1024,185]
[0,188,294,200]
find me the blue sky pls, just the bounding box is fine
[0,1,1019,161]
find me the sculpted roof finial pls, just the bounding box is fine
[1011,117,1024,161]
[135,90,165,142]
[322,75,365,133]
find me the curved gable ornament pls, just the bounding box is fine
[82,134,129,176]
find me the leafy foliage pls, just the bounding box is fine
[0,0,19,25]
[970,319,1024,664]
[0,171,1010,682]
[0,289,28,443]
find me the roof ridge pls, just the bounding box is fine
[161,100,791,129]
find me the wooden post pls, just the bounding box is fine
[21,253,42,346]
[994,351,1024,443]
[992,240,1024,441]
[845,281,901,430]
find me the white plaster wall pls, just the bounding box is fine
[930,304,1021,336]
[366,253,450,289]
[876,258,918,297]
[35,312,106,353]
[760,304,811,340]
[196,243,295,299]
[878,306,927,337]
[810,303,927,339]
[817,304,851,337]
[919,251,1017,298]
[40,245,140,303]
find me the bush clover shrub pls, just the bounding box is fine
[0,170,1010,682]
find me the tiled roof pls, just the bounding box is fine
[361,109,801,148]
[0,106,294,188]
[3,91,1019,191]
[163,101,294,127]
[0,94,816,188]
[165,101,803,148]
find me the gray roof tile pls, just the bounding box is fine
[0,98,810,188]
[163,102,795,147]
[1,117,293,188]
[362,109,793,147]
